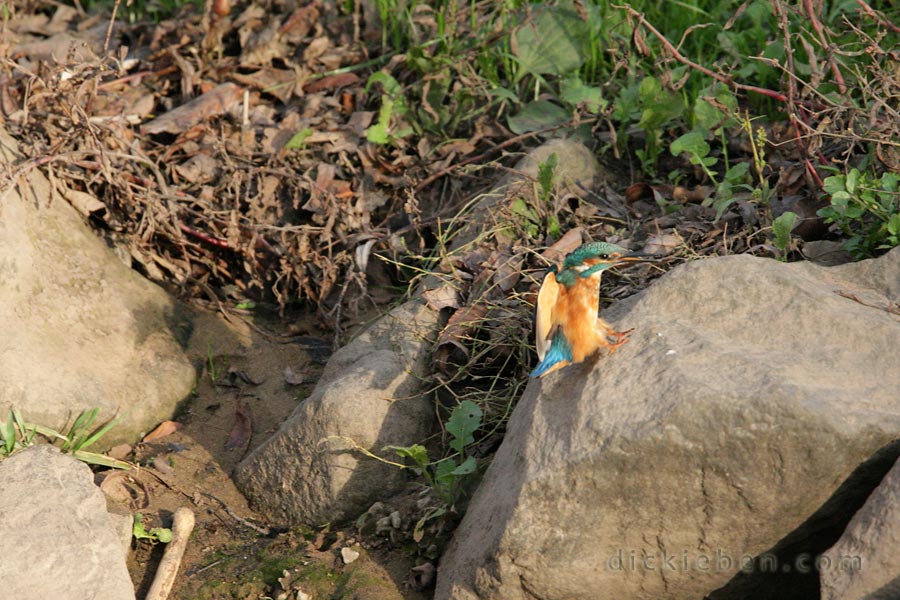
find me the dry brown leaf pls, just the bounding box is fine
[142,420,182,443]
[232,68,297,103]
[422,284,461,311]
[303,72,360,94]
[63,187,107,218]
[673,185,714,203]
[141,82,244,135]
[108,444,133,461]
[433,304,489,375]
[98,471,149,510]
[225,400,252,450]
[541,227,583,266]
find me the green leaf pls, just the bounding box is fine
[72,450,131,470]
[845,168,859,195]
[888,213,900,236]
[386,444,429,470]
[365,72,402,97]
[488,87,520,103]
[670,131,710,163]
[823,175,846,196]
[637,77,684,130]
[538,153,558,201]
[724,161,750,184]
[451,456,477,476]
[446,400,482,455]
[559,75,605,113]
[152,527,173,544]
[772,211,798,256]
[513,4,588,79]
[284,128,313,151]
[507,100,570,135]
[693,98,724,131]
[830,190,852,210]
[846,204,865,219]
[510,198,539,223]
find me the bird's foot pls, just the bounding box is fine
[605,328,634,354]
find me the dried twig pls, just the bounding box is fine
[145,508,196,600]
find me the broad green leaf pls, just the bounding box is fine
[888,214,900,236]
[559,75,605,113]
[637,78,685,130]
[830,191,851,209]
[670,131,710,161]
[693,98,724,131]
[434,458,458,488]
[724,162,750,184]
[507,100,569,135]
[513,4,588,79]
[823,175,846,196]
[451,456,477,476]
[772,211,798,255]
[446,400,482,454]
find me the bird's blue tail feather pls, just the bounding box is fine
[530,331,573,378]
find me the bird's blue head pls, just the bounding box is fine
[563,241,634,271]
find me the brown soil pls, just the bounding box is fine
[110,306,431,600]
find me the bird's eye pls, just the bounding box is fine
[600,254,609,259]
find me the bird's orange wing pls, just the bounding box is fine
[535,270,560,361]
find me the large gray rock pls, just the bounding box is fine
[0,445,135,600]
[436,249,900,600]
[0,129,195,446]
[821,455,900,600]
[234,299,439,525]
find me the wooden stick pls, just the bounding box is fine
[145,508,196,600]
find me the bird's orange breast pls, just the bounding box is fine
[556,277,603,362]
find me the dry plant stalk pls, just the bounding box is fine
[145,507,196,600]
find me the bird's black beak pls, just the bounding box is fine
[616,251,662,263]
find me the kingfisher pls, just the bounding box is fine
[531,241,655,378]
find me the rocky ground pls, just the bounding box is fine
[2,1,900,599]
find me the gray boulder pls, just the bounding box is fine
[0,128,195,446]
[234,299,439,525]
[436,249,900,600]
[0,445,135,600]
[821,455,900,600]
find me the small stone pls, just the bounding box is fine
[389,510,402,529]
[340,547,360,565]
[375,516,393,535]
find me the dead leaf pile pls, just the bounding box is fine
[0,0,497,322]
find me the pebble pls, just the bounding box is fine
[340,547,360,565]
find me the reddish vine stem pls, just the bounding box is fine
[619,3,832,190]
[855,0,900,34]
[615,5,789,103]
[802,0,848,94]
